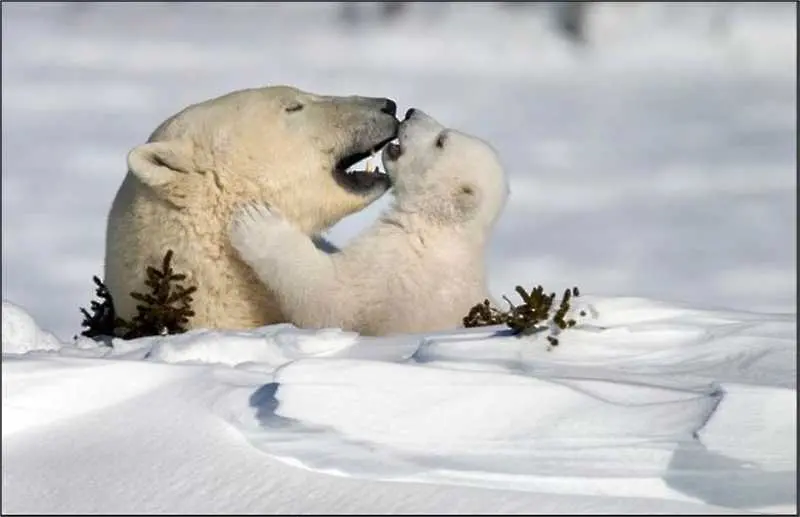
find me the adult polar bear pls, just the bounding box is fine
[230,109,509,336]
[105,85,399,331]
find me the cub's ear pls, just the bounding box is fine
[127,140,196,204]
[453,183,481,219]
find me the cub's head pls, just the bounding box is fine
[381,109,508,232]
[126,85,399,233]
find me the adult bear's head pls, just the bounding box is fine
[126,85,399,233]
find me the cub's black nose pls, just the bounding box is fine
[404,108,417,120]
[381,98,398,117]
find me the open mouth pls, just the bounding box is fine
[334,135,396,193]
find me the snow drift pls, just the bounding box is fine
[2,297,795,514]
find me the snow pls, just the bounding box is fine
[1,301,62,354]
[2,299,795,514]
[1,2,796,514]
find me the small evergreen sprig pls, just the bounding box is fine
[124,250,197,339]
[79,276,128,339]
[464,285,590,349]
[78,250,197,341]
[462,299,507,327]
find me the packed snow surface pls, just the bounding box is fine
[2,298,796,514]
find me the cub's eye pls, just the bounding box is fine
[285,103,304,113]
[435,131,448,149]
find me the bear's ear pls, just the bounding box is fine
[127,140,196,196]
[453,183,481,219]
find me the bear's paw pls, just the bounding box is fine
[229,203,288,261]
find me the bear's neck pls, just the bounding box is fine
[378,210,487,250]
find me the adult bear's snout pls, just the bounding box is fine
[380,98,397,117]
[345,96,398,118]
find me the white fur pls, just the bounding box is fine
[104,85,397,331]
[230,110,509,336]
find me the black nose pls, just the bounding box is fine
[381,98,398,117]
[404,108,417,120]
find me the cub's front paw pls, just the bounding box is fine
[228,202,284,259]
[236,202,280,226]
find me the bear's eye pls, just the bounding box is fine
[435,131,448,149]
[285,103,304,113]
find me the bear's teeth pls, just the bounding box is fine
[364,157,386,175]
[344,154,385,175]
[344,165,384,175]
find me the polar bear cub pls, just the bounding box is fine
[229,109,509,336]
